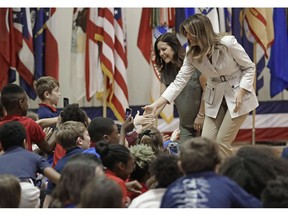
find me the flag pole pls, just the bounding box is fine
[103,74,107,117]
[252,42,257,146]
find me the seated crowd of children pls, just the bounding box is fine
[1,79,288,208]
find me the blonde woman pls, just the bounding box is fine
[144,14,258,160]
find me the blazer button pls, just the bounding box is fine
[232,85,234,88]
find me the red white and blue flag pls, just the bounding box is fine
[96,8,129,122]
[85,8,103,101]
[4,8,59,99]
[12,8,35,99]
[44,8,59,80]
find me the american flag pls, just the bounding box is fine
[96,8,129,122]
[85,8,103,101]
[8,8,59,99]
[12,8,35,99]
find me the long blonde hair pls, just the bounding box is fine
[180,13,225,63]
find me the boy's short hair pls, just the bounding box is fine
[60,103,88,126]
[35,76,59,101]
[88,117,115,142]
[180,137,221,174]
[149,154,182,188]
[0,84,26,111]
[55,121,87,150]
[0,121,26,151]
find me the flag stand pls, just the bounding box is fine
[103,74,107,118]
[252,42,257,146]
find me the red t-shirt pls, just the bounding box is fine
[127,181,148,201]
[105,169,128,207]
[53,143,66,167]
[0,114,46,151]
[53,141,95,167]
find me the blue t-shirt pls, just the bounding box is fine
[82,147,100,158]
[0,146,51,181]
[37,104,59,165]
[160,171,262,208]
[37,104,58,119]
[46,147,84,195]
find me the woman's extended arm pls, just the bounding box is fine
[143,53,195,114]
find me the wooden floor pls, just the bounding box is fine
[232,141,287,157]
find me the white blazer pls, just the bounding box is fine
[161,35,259,119]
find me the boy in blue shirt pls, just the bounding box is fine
[160,137,262,208]
[35,76,60,119]
[0,121,60,207]
[35,76,61,164]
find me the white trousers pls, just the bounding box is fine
[19,182,40,208]
[202,100,248,160]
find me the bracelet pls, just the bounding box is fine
[197,113,205,119]
[198,112,204,117]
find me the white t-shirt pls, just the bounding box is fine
[128,188,166,208]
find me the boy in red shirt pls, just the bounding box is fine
[0,84,55,154]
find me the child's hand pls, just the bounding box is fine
[162,134,171,142]
[44,127,53,140]
[134,110,155,126]
[170,128,180,142]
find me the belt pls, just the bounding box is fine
[211,71,241,83]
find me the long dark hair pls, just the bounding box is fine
[154,33,185,85]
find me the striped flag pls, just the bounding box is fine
[85,8,103,101]
[245,8,274,58]
[96,8,129,122]
[137,8,152,64]
[232,8,265,95]
[12,8,59,99]
[12,8,35,98]
[44,8,59,80]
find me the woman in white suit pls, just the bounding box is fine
[143,14,258,160]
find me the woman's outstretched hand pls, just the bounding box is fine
[142,97,169,117]
[141,104,157,116]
